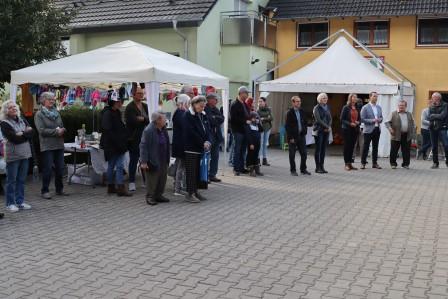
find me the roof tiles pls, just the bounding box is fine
[55,0,217,30]
[267,0,448,19]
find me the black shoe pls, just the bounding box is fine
[156,196,170,203]
[301,170,311,175]
[316,169,325,174]
[146,197,158,205]
[431,163,439,169]
[195,193,207,201]
[291,171,299,176]
[241,169,249,174]
[255,166,264,176]
[210,177,222,183]
[56,191,69,196]
[321,167,328,173]
[0,212,4,219]
[262,158,270,166]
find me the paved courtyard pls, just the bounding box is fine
[1,149,448,299]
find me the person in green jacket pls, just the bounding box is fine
[257,97,273,166]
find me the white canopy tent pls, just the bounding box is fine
[10,40,231,154]
[258,34,415,157]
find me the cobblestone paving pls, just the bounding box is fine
[1,150,448,299]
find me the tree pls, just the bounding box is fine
[0,0,74,87]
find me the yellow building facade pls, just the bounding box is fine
[275,16,448,127]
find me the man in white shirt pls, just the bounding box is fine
[360,92,383,169]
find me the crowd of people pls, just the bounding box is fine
[1,84,447,216]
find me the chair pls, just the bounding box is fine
[279,125,289,151]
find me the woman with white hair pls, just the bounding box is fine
[34,92,67,199]
[0,100,34,212]
[313,93,332,174]
[183,95,211,203]
[172,94,190,196]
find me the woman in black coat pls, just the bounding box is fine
[171,94,190,195]
[183,96,211,203]
[100,91,131,197]
[340,93,361,171]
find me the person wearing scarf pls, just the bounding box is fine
[34,92,68,199]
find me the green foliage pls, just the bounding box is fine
[60,106,102,142]
[0,0,74,86]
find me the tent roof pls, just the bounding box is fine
[259,37,399,94]
[10,40,229,89]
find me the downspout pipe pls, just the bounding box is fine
[172,20,188,60]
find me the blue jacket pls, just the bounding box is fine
[172,108,186,158]
[183,107,211,154]
[361,103,383,134]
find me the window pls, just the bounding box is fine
[354,21,389,46]
[418,18,448,45]
[297,22,329,48]
[61,37,70,55]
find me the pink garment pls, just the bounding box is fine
[91,89,101,106]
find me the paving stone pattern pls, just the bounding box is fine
[1,150,448,299]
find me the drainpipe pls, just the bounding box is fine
[172,20,188,60]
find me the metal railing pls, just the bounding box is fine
[220,10,276,49]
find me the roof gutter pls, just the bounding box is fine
[172,20,188,60]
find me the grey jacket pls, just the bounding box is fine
[361,103,383,134]
[139,122,170,171]
[421,108,430,130]
[34,110,65,152]
[0,117,33,163]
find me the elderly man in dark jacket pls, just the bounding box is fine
[205,93,224,182]
[230,86,250,176]
[285,96,310,176]
[140,112,170,205]
[428,92,448,168]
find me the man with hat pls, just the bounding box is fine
[230,86,250,175]
[205,92,224,182]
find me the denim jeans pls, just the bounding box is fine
[233,132,247,172]
[259,129,271,159]
[314,131,329,169]
[173,158,186,193]
[420,128,432,157]
[209,142,220,178]
[128,146,140,183]
[429,129,448,164]
[228,134,235,166]
[107,154,125,185]
[41,149,65,194]
[5,158,29,207]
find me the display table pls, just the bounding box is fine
[306,127,334,145]
[64,143,129,186]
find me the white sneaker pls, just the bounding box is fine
[18,203,32,210]
[6,205,19,213]
[128,182,136,192]
[174,192,183,196]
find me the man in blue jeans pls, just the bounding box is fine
[230,86,250,176]
[428,92,448,169]
[205,93,224,182]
